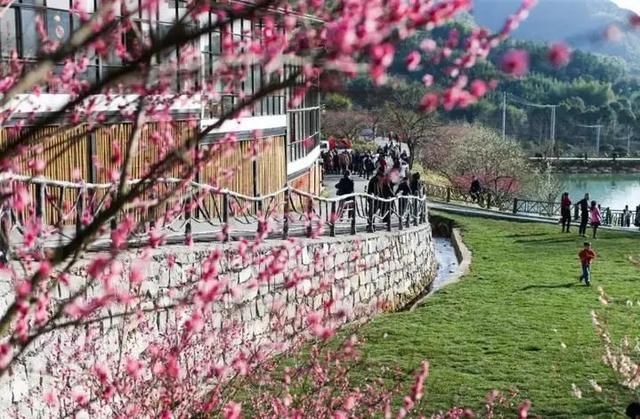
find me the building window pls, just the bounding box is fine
[20,8,41,58]
[46,9,71,43]
[0,9,17,58]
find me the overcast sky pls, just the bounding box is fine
[612,0,640,14]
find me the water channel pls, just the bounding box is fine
[560,174,640,210]
[431,237,460,294]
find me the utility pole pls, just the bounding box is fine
[577,123,604,157]
[549,105,556,149]
[502,92,507,141]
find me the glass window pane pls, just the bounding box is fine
[242,19,251,36]
[20,9,40,57]
[211,31,220,54]
[20,0,44,5]
[83,65,98,84]
[122,0,140,17]
[232,19,241,35]
[200,32,209,52]
[0,8,17,58]
[222,95,233,115]
[76,0,94,13]
[47,0,69,9]
[158,0,175,22]
[47,10,70,44]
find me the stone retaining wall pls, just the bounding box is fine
[1,223,437,416]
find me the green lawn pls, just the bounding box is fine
[357,215,640,417]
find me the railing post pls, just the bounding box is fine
[486,193,492,209]
[386,201,392,232]
[446,187,451,203]
[350,197,356,234]
[148,191,157,231]
[185,196,192,242]
[35,182,45,223]
[76,188,84,237]
[605,207,611,226]
[406,199,411,228]
[398,198,403,231]
[367,198,374,233]
[512,198,518,214]
[414,200,419,226]
[283,189,290,240]
[256,194,263,215]
[222,192,229,242]
[306,197,312,238]
[109,189,117,232]
[330,201,336,237]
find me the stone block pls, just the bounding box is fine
[239,267,253,284]
[335,252,349,267]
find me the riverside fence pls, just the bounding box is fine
[0,174,428,252]
[423,182,640,228]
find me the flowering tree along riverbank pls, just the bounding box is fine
[3,0,635,416]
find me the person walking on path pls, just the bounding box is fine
[560,192,572,233]
[578,242,596,286]
[623,205,632,227]
[590,200,602,239]
[576,193,590,237]
[396,177,412,217]
[363,154,375,179]
[469,176,482,203]
[335,170,354,196]
[335,170,355,219]
[410,172,423,197]
[366,169,394,229]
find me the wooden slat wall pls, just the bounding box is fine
[257,135,286,196]
[0,124,316,224]
[0,125,92,225]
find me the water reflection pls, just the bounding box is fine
[561,174,640,210]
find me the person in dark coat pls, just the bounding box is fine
[469,176,482,203]
[410,172,422,197]
[575,193,590,237]
[335,170,354,196]
[364,154,375,179]
[626,402,640,418]
[396,177,412,218]
[335,171,354,219]
[560,192,572,233]
[367,169,394,228]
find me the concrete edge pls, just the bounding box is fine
[408,227,472,311]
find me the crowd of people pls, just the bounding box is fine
[327,142,425,228]
[329,142,424,199]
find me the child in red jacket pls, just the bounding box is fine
[578,242,596,286]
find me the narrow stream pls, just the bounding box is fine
[431,236,460,294]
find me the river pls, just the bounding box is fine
[560,174,640,210]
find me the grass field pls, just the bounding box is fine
[356,215,640,417]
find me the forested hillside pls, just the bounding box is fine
[345,19,640,157]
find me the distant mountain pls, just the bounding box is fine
[471,0,640,68]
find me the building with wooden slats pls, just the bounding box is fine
[0,0,322,197]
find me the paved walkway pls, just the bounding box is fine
[323,174,640,235]
[430,201,640,235]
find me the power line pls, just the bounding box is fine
[576,124,603,156]
[500,92,558,147]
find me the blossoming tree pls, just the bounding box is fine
[0,0,585,416]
